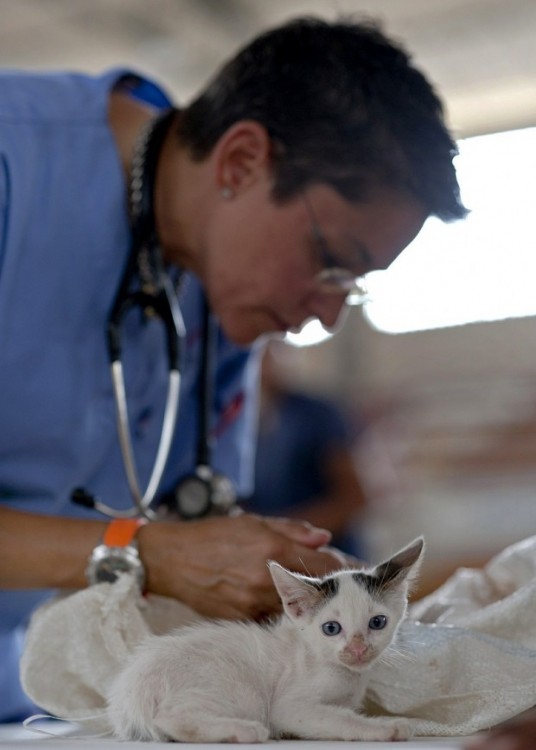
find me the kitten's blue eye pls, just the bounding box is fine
[369,615,387,630]
[321,621,342,636]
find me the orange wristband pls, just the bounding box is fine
[102,518,147,547]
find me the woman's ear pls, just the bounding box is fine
[213,120,272,196]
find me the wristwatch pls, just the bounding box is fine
[85,518,147,589]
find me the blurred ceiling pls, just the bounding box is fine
[1,0,535,139]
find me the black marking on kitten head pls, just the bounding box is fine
[310,575,339,600]
[352,540,423,595]
[352,572,384,595]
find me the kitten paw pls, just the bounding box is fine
[385,719,413,741]
[155,714,269,743]
[358,719,412,742]
[224,720,270,743]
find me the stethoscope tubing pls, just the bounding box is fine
[71,108,230,520]
[102,275,185,520]
[108,360,180,520]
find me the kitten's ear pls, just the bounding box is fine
[268,561,322,622]
[373,537,425,592]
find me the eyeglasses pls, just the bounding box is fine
[302,194,369,305]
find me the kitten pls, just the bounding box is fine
[107,537,424,743]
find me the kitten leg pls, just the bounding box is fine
[272,703,412,742]
[154,707,270,744]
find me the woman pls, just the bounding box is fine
[0,16,466,720]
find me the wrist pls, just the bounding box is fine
[136,519,187,597]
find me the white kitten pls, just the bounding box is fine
[107,537,424,743]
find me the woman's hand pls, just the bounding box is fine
[138,513,347,619]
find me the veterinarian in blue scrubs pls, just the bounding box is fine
[0,16,467,721]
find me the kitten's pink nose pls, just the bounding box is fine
[348,636,368,659]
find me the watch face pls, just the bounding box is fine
[87,545,145,588]
[94,554,137,584]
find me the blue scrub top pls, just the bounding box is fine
[0,68,260,720]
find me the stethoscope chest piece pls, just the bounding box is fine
[165,465,237,520]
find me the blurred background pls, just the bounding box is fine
[3,0,535,596]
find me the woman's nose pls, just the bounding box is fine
[309,291,349,330]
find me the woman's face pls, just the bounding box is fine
[200,179,427,346]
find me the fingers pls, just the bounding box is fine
[321,547,367,568]
[276,544,348,579]
[465,719,536,750]
[262,516,332,547]
[467,734,523,750]
[318,545,350,567]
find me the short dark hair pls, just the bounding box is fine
[178,16,467,221]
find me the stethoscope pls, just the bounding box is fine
[71,108,236,521]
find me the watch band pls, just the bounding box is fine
[103,518,147,547]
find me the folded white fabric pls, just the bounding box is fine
[20,536,536,736]
[20,575,200,729]
[368,535,536,735]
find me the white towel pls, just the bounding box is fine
[20,536,536,736]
